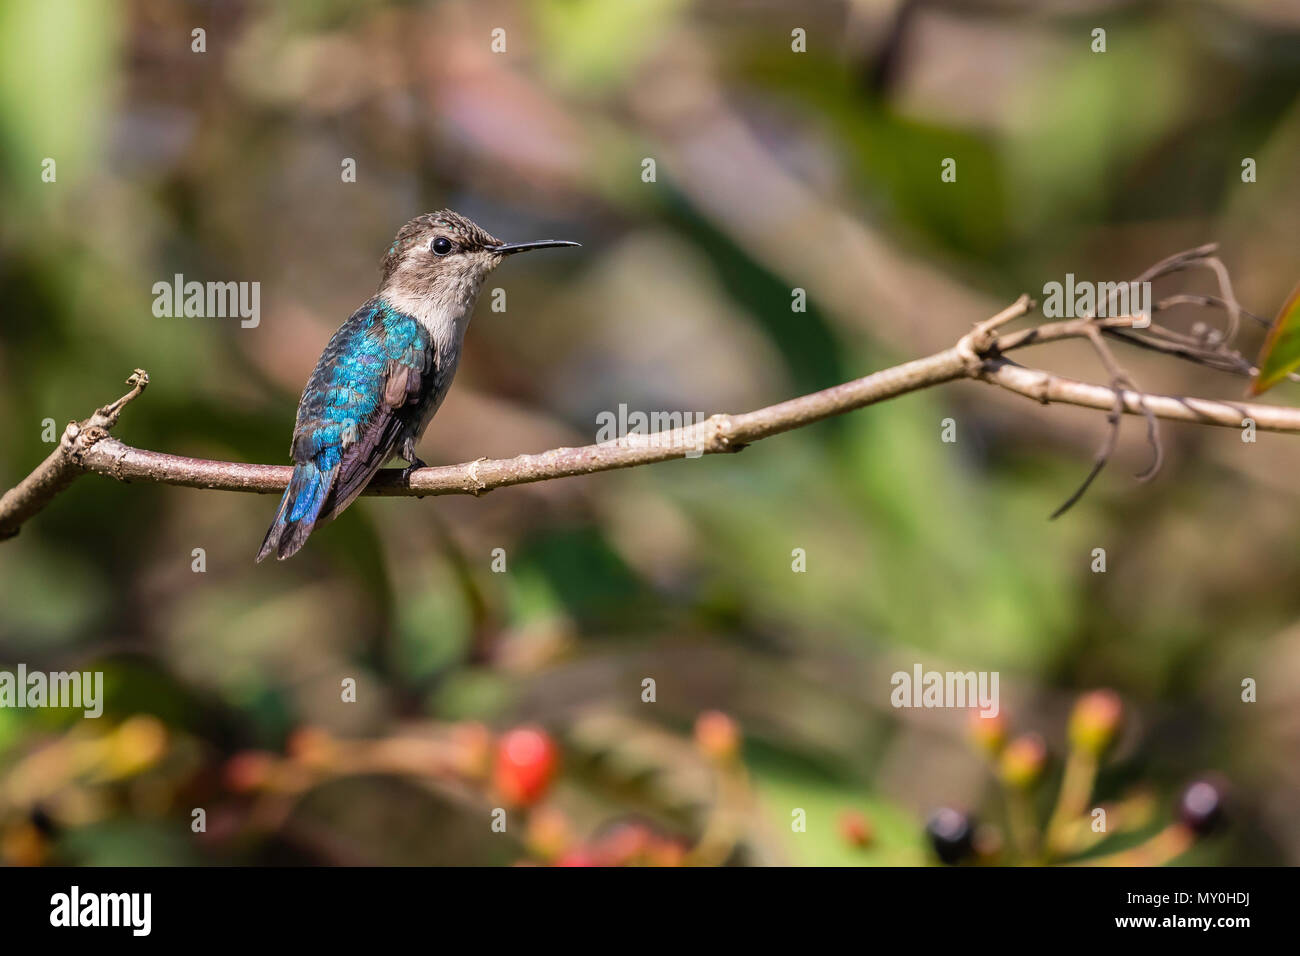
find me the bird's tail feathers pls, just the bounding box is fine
[256,461,335,562]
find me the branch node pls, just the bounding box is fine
[466,457,489,496]
[705,414,738,452]
[77,425,111,456]
[956,293,1034,375]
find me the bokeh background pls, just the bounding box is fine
[2,0,1300,866]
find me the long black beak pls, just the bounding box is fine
[491,239,581,255]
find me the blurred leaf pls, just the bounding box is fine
[429,669,509,721]
[1005,26,1190,239]
[743,53,1008,258]
[1251,282,1300,394]
[395,570,470,681]
[58,820,203,866]
[536,0,686,89]
[748,750,926,866]
[515,526,657,631]
[0,545,110,648]
[0,0,119,204]
[0,709,25,756]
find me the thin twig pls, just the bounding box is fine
[1033,244,1247,515]
[1048,335,1127,520]
[0,370,149,540]
[1087,324,1163,482]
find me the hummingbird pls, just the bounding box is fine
[257,210,579,561]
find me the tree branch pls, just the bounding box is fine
[2,249,1296,541]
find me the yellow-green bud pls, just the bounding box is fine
[1069,690,1123,757]
[998,733,1047,789]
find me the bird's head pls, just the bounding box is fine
[380,210,579,309]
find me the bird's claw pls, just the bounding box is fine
[401,456,427,486]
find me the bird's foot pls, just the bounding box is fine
[401,456,427,487]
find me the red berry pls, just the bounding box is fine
[493,726,559,806]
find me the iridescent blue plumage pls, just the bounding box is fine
[257,297,432,561]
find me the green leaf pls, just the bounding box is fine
[1252,282,1300,394]
[747,752,927,866]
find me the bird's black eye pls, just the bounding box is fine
[431,237,453,256]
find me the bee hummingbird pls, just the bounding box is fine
[257,210,579,561]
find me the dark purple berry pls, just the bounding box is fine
[926,807,974,864]
[1178,778,1226,836]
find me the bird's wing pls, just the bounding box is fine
[291,298,433,521]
